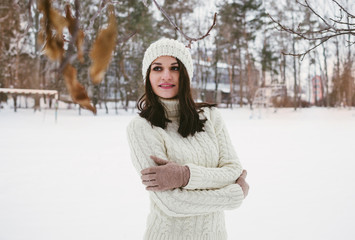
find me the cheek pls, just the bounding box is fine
[149,72,158,86]
[149,72,155,83]
[149,74,159,93]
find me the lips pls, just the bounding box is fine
[159,84,175,89]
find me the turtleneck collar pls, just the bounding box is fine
[159,98,179,120]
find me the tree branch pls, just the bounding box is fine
[59,0,81,72]
[86,0,109,32]
[269,13,334,41]
[282,32,351,60]
[117,31,137,44]
[297,0,334,30]
[268,0,355,59]
[0,12,10,22]
[86,1,136,46]
[329,17,355,26]
[332,0,355,18]
[151,0,217,48]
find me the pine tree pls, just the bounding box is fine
[113,0,156,110]
[260,39,278,86]
[218,0,265,108]
[156,0,197,40]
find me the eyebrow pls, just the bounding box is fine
[152,62,179,66]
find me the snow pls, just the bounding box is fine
[1,106,355,240]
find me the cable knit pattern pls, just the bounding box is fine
[126,99,244,240]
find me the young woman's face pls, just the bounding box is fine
[149,56,180,99]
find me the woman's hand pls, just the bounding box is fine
[236,170,249,198]
[140,156,190,191]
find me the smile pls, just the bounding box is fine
[159,84,175,89]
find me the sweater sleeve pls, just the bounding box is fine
[126,117,244,218]
[183,107,243,190]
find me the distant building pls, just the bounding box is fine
[191,59,253,105]
[253,83,287,107]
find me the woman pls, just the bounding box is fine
[127,38,249,240]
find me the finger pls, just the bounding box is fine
[146,185,161,191]
[141,173,156,181]
[142,179,157,187]
[240,170,247,179]
[141,167,157,175]
[150,156,169,166]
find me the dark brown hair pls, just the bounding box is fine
[137,58,216,138]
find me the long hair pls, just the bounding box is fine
[137,58,216,138]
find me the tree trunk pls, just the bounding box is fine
[335,38,341,105]
[213,38,219,103]
[307,55,312,104]
[322,43,329,107]
[243,20,253,110]
[346,15,353,107]
[13,94,17,112]
[104,75,109,114]
[227,52,233,109]
[238,45,243,108]
[292,14,298,110]
[34,8,41,111]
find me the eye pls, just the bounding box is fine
[152,66,162,71]
[171,66,179,71]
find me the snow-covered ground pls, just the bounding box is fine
[1,105,354,240]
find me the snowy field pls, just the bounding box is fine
[1,105,355,240]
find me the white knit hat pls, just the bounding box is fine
[142,38,194,81]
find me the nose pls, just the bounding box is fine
[161,69,172,80]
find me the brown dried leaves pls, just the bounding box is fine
[65,4,85,63]
[89,5,117,85]
[63,64,96,114]
[37,0,67,60]
[37,1,118,114]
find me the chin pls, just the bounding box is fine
[159,94,178,99]
[160,96,175,99]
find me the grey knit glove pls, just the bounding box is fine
[140,156,190,191]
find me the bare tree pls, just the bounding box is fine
[149,0,217,48]
[268,0,355,60]
[268,0,355,107]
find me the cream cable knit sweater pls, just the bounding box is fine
[127,99,244,240]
